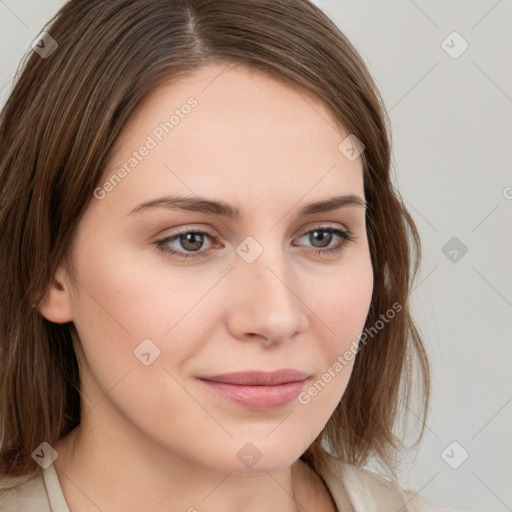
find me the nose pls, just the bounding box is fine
[225,244,309,346]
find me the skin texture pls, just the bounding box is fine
[40,62,373,512]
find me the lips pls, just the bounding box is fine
[197,369,310,386]
[196,369,311,410]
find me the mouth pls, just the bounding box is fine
[196,369,311,410]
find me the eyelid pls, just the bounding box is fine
[155,223,218,238]
[295,222,349,237]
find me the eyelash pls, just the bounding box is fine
[154,225,355,260]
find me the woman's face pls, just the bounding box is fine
[54,62,373,472]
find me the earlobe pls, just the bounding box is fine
[37,267,74,323]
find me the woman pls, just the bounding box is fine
[0,1,451,510]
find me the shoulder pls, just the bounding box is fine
[316,452,454,512]
[0,469,52,511]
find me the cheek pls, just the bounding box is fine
[65,238,199,397]
[312,252,373,350]
[67,240,220,439]
[300,253,373,400]
[70,234,214,344]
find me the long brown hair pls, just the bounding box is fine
[0,0,430,482]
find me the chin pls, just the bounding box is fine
[218,440,305,475]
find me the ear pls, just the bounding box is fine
[37,265,74,323]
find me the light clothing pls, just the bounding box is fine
[0,452,457,511]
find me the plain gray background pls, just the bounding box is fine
[1,1,511,511]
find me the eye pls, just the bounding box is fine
[154,225,355,260]
[155,228,214,259]
[294,225,355,256]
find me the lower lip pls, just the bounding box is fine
[198,379,308,410]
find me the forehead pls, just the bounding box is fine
[100,62,364,214]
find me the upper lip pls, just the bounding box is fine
[197,369,310,386]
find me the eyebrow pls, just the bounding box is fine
[128,194,367,218]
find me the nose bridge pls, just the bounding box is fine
[227,232,307,342]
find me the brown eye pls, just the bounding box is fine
[156,229,214,259]
[294,226,354,256]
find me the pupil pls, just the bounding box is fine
[181,233,203,251]
[312,230,331,248]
